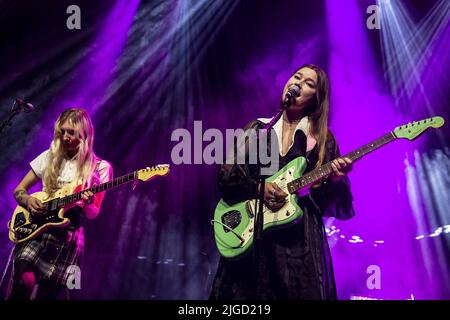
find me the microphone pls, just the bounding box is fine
[282,84,301,109]
[15,99,35,113]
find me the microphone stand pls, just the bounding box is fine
[0,100,26,139]
[252,96,292,298]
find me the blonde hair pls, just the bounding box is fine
[43,108,98,194]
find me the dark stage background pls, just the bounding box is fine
[0,0,449,299]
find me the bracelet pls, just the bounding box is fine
[14,189,28,205]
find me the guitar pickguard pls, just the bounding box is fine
[9,190,71,243]
[11,207,66,242]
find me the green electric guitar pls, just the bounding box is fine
[212,116,445,259]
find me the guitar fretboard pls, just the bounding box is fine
[57,172,137,207]
[287,132,396,194]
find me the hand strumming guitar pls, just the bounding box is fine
[264,182,288,212]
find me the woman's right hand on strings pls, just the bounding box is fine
[27,196,45,215]
[264,182,288,212]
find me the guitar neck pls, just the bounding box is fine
[58,171,137,207]
[287,132,396,194]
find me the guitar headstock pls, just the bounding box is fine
[394,116,445,141]
[136,164,170,182]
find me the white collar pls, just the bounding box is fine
[257,116,311,156]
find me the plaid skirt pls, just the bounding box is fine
[13,227,84,285]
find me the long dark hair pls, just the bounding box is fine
[293,64,330,168]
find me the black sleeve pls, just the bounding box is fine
[309,133,355,220]
[218,120,261,204]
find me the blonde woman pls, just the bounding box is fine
[9,108,113,300]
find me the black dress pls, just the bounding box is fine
[210,120,355,300]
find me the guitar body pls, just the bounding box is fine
[8,184,78,244]
[213,156,307,259]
